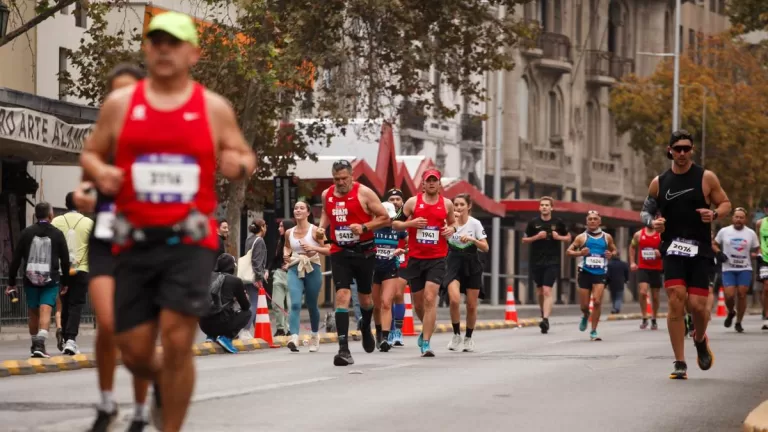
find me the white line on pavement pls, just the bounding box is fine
[195,357,289,372]
[191,376,337,403]
[369,362,418,371]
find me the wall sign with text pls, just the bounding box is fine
[0,107,93,153]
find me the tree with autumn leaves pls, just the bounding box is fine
[55,0,534,252]
[609,34,768,209]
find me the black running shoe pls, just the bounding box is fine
[375,330,383,347]
[56,328,64,352]
[539,318,549,334]
[378,340,391,352]
[333,348,354,366]
[735,322,744,333]
[724,310,735,328]
[361,322,375,353]
[31,339,50,358]
[669,361,688,380]
[640,319,649,330]
[127,419,149,432]
[88,409,118,432]
[694,335,714,371]
[651,319,658,330]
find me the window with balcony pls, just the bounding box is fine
[574,0,582,48]
[548,88,564,147]
[518,79,529,141]
[589,0,599,49]
[553,0,563,33]
[607,0,630,58]
[586,100,600,156]
[74,0,87,28]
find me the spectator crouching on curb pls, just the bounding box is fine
[201,254,251,353]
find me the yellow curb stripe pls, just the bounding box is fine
[28,358,61,373]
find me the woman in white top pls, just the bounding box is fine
[283,200,330,352]
[445,194,489,353]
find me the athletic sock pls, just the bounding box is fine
[390,309,396,331]
[100,391,116,413]
[361,305,373,327]
[335,308,349,348]
[375,324,382,336]
[382,330,390,341]
[37,329,49,340]
[134,402,149,421]
[452,322,461,335]
[465,328,474,338]
[394,304,405,329]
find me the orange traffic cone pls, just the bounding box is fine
[646,293,653,315]
[402,286,416,336]
[254,285,280,348]
[589,295,594,315]
[716,287,727,317]
[504,286,519,323]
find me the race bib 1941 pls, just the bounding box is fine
[93,202,116,240]
[132,153,200,203]
[334,226,359,245]
[585,255,605,268]
[416,226,440,245]
[641,248,657,260]
[667,238,699,257]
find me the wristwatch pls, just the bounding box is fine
[362,224,369,233]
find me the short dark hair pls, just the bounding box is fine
[106,63,146,93]
[35,202,52,221]
[332,159,353,174]
[218,218,228,227]
[65,192,76,211]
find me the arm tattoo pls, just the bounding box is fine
[640,196,658,228]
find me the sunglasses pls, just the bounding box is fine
[587,210,600,216]
[670,145,692,154]
[332,160,352,171]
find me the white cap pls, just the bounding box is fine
[382,201,397,219]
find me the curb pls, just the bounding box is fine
[0,312,666,378]
[744,400,768,432]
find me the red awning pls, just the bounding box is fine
[503,200,641,225]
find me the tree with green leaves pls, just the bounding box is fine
[60,0,534,252]
[609,34,768,209]
[728,0,768,33]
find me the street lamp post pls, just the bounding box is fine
[0,1,10,38]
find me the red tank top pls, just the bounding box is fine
[407,193,448,259]
[324,182,374,254]
[113,80,218,251]
[637,228,663,270]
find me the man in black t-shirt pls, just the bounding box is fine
[523,197,570,334]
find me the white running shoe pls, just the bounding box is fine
[462,337,475,352]
[63,339,80,355]
[447,334,463,351]
[309,334,320,352]
[287,334,300,352]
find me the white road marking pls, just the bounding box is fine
[370,362,417,371]
[196,357,289,372]
[192,376,337,403]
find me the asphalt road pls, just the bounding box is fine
[2,314,767,431]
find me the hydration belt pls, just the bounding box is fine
[330,238,375,257]
[112,208,210,247]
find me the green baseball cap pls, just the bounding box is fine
[146,11,199,47]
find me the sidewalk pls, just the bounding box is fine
[0,303,669,341]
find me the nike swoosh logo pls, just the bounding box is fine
[665,188,694,200]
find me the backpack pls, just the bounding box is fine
[64,214,85,267]
[26,235,53,286]
[207,272,230,316]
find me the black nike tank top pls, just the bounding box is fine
[657,163,712,257]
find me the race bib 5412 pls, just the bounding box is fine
[335,226,359,244]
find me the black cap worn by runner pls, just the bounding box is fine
[667,129,693,160]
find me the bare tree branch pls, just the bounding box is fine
[0,0,79,47]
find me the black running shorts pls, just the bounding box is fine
[662,255,713,297]
[531,264,559,288]
[758,257,768,282]
[577,269,606,289]
[114,244,216,333]
[401,257,446,293]
[637,269,663,288]
[373,267,399,285]
[88,237,115,278]
[330,252,375,295]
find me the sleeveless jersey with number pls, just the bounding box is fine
[407,193,448,260]
[657,163,712,258]
[374,227,405,271]
[760,217,768,262]
[637,229,663,270]
[324,183,374,255]
[113,80,218,251]
[581,232,608,275]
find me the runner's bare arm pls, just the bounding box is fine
[566,234,586,257]
[360,185,391,231]
[606,233,618,255]
[311,226,332,256]
[392,198,416,231]
[80,87,133,192]
[206,91,256,181]
[704,170,731,220]
[628,231,640,267]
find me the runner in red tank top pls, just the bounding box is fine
[79,12,256,431]
[629,226,664,329]
[317,159,390,366]
[393,169,457,357]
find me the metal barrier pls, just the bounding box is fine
[0,277,96,331]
